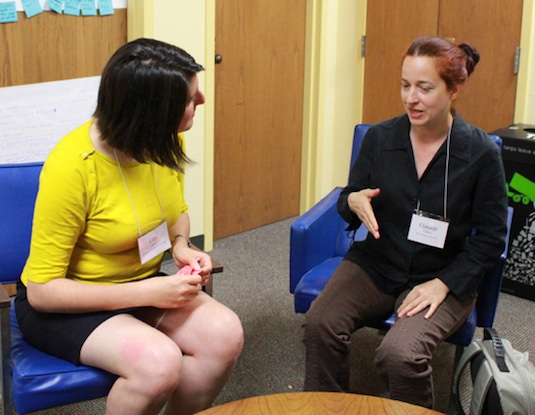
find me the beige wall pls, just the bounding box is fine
[515,0,535,124]
[128,0,535,248]
[300,1,364,211]
[128,0,215,249]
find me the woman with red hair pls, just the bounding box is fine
[303,36,508,409]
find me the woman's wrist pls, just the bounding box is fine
[171,234,191,248]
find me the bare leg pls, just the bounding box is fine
[80,292,243,415]
[80,314,183,415]
[157,292,244,415]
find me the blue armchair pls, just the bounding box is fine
[0,163,223,415]
[290,124,512,351]
[0,162,117,415]
[0,161,221,414]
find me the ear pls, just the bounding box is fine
[450,85,462,100]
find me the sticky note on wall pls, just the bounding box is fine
[81,0,97,16]
[64,0,81,16]
[48,0,63,14]
[21,0,42,18]
[0,2,18,23]
[98,0,114,15]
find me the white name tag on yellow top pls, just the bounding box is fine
[138,222,172,264]
[407,211,449,249]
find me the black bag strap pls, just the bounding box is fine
[483,328,509,373]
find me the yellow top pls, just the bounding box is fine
[21,120,188,285]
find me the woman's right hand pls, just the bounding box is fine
[146,272,203,309]
[347,188,381,239]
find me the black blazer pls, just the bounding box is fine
[338,114,508,300]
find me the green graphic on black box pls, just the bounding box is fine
[504,172,534,286]
[507,172,535,205]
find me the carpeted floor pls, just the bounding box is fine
[23,217,535,414]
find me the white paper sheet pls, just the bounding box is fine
[0,76,100,164]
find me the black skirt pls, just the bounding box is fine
[14,280,147,365]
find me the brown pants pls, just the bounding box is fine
[302,260,476,409]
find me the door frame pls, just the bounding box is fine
[299,1,366,212]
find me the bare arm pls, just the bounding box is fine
[27,271,203,314]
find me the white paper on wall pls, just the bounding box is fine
[0,76,100,164]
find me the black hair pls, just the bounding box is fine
[94,38,204,170]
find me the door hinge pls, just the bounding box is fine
[514,47,521,75]
[361,35,367,58]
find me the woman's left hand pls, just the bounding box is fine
[397,278,450,319]
[171,244,213,285]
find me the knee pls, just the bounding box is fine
[303,307,343,343]
[376,341,406,368]
[375,339,427,374]
[132,341,183,397]
[208,310,244,363]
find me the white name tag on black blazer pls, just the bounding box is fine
[407,210,449,249]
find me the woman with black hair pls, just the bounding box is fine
[16,38,243,415]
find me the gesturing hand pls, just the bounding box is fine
[347,188,381,239]
[397,278,450,319]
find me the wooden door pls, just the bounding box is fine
[363,0,522,133]
[214,0,306,239]
[438,0,522,132]
[362,0,440,124]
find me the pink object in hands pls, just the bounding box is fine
[177,265,201,275]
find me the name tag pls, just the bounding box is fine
[138,222,172,264]
[407,211,449,249]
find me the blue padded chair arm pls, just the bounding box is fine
[290,188,343,293]
[0,162,43,285]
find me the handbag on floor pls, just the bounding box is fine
[453,327,535,415]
